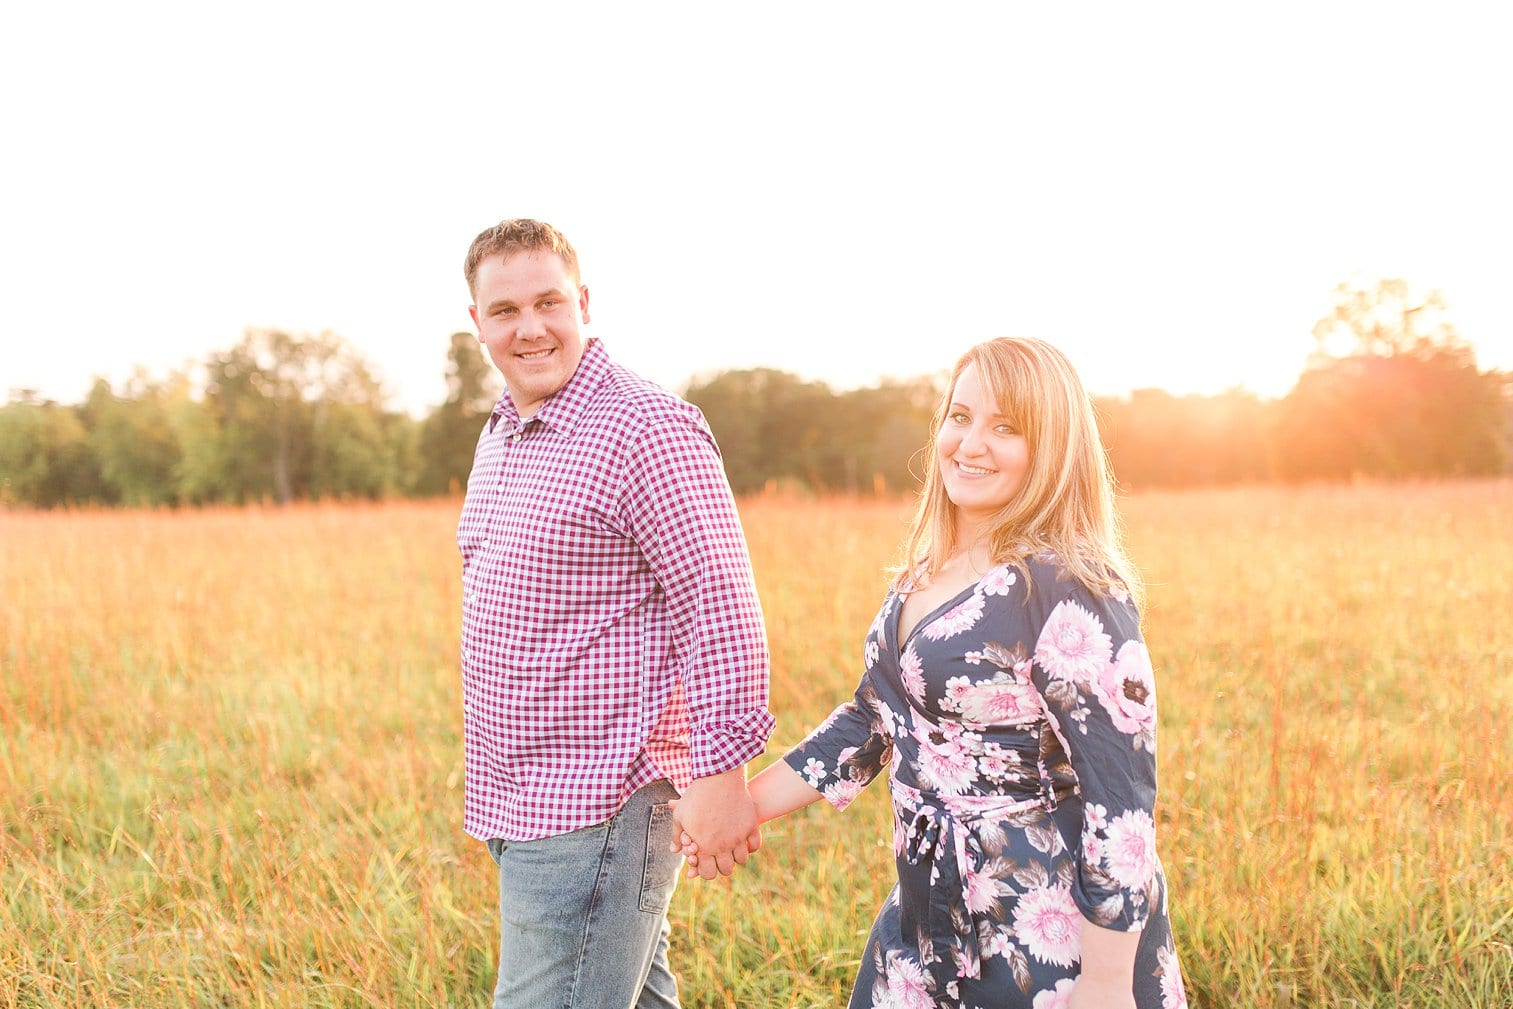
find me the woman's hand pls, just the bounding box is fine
[1070,919,1139,1008]
[1066,976,1136,1009]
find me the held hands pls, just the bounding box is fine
[666,768,762,880]
[667,824,740,879]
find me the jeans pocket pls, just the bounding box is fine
[639,802,681,913]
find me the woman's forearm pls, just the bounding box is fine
[748,757,824,823]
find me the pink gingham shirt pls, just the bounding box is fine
[457,339,774,842]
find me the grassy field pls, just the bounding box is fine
[2,482,1509,1008]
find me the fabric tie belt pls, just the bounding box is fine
[893,779,1075,991]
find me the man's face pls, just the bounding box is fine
[469,251,591,417]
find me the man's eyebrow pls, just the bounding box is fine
[484,288,569,310]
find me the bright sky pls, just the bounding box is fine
[3,2,1509,415]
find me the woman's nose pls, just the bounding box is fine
[958,424,987,454]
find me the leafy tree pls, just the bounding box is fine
[1275,277,1505,479]
[416,332,499,496]
[686,369,937,495]
[0,396,107,506]
[199,329,395,502]
[685,369,831,494]
[81,374,184,506]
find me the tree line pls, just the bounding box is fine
[2,278,1507,508]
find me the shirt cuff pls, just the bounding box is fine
[687,707,776,778]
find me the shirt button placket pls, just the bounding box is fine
[497,425,517,492]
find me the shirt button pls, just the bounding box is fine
[511,432,522,443]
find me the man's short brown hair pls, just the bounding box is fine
[464,219,581,298]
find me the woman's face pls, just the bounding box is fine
[936,362,1031,534]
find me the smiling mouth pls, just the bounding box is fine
[517,348,554,360]
[954,461,996,476]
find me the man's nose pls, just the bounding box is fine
[516,310,547,339]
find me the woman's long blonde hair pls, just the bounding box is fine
[897,337,1142,609]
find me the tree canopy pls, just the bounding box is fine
[2,277,1507,509]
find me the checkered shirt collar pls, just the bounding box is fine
[488,338,611,436]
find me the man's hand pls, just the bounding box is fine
[667,767,761,880]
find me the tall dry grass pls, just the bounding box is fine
[1,482,1509,1007]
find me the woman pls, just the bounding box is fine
[682,338,1186,1009]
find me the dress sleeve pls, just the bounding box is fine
[1028,577,1161,931]
[781,676,893,811]
[621,409,775,778]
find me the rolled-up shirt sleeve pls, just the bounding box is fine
[622,409,774,778]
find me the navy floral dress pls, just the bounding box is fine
[783,556,1186,1009]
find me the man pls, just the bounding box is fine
[456,219,772,1008]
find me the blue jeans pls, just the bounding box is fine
[485,780,683,1009]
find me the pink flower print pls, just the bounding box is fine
[1161,943,1186,1004]
[823,776,864,810]
[801,758,826,786]
[1085,802,1108,832]
[1103,809,1157,891]
[892,781,923,808]
[1090,639,1157,745]
[915,731,977,795]
[881,954,934,1009]
[868,597,895,642]
[961,867,1000,915]
[1035,600,1112,683]
[1032,978,1077,1009]
[1081,825,1103,866]
[1158,943,1188,1009]
[982,740,1019,764]
[865,639,880,670]
[814,706,842,734]
[900,645,927,702]
[980,564,1018,596]
[980,927,1012,961]
[979,755,1011,779]
[1011,882,1082,967]
[922,591,985,641]
[957,673,1042,727]
[944,675,975,709]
